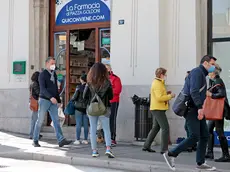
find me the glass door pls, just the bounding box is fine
[53,32,67,126]
[208,0,230,145]
[100,28,111,64]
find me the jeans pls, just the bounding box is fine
[75,110,89,140]
[170,108,209,164]
[144,110,169,152]
[33,98,64,143]
[88,114,111,150]
[184,120,189,138]
[110,102,119,141]
[29,111,38,138]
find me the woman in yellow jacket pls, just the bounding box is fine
[143,68,175,154]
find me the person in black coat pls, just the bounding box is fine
[71,73,89,145]
[205,64,230,162]
[29,71,42,139]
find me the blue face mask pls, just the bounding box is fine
[208,65,215,73]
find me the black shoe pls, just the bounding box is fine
[29,137,32,140]
[192,146,197,151]
[142,148,156,153]
[59,139,72,147]
[205,152,214,159]
[33,141,41,147]
[214,156,230,162]
[39,134,43,139]
[187,147,193,152]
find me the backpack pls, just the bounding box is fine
[87,86,107,116]
[73,88,87,110]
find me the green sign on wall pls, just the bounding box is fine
[13,61,26,74]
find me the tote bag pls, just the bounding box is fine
[203,84,225,120]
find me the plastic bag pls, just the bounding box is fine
[51,107,65,128]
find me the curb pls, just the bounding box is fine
[1,150,228,172]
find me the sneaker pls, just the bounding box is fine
[73,140,81,145]
[92,150,99,157]
[214,156,230,162]
[59,139,72,147]
[82,140,89,145]
[105,149,115,158]
[32,141,41,147]
[111,140,117,147]
[196,163,216,171]
[163,152,176,171]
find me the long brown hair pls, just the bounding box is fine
[87,62,109,88]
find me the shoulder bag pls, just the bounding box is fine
[203,84,225,120]
[172,85,206,117]
[30,88,38,111]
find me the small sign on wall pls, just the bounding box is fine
[13,61,26,74]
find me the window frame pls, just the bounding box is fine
[207,0,230,54]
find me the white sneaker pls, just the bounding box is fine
[163,152,176,171]
[73,140,81,145]
[82,140,89,145]
[196,163,216,171]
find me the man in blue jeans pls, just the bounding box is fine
[33,57,72,147]
[163,55,216,171]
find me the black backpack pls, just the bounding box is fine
[73,87,87,110]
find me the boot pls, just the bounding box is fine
[215,137,230,162]
[205,134,214,159]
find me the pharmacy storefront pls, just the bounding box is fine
[1,0,230,145]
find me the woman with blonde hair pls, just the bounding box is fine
[143,68,175,154]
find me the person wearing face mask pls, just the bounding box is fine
[105,64,122,146]
[205,64,230,162]
[71,73,89,145]
[32,56,72,147]
[142,68,175,154]
[163,55,217,171]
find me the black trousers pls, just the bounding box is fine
[110,102,119,141]
[207,119,229,156]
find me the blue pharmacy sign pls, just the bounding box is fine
[56,0,111,26]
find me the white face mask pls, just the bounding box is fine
[50,64,56,71]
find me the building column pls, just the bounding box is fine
[159,0,207,85]
[30,0,49,74]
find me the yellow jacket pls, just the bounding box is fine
[150,78,172,110]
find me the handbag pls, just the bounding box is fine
[64,100,75,115]
[29,88,38,111]
[172,85,206,117]
[203,84,225,120]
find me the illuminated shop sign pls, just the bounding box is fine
[56,0,111,25]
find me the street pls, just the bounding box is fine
[0,158,127,172]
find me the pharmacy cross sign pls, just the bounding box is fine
[55,0,111,25]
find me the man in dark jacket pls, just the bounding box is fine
[163,55,216,171]
[33,57,72,147]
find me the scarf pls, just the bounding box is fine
[46,69,55,84]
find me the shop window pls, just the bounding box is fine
[212,0,230,38]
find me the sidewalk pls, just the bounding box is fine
[0,131,229,172]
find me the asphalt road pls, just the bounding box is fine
[0,158,128,172]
